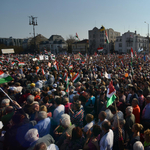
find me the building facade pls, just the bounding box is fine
[115,31,149,54]
[0,37,24,47]
[88,27,120,54]
[48,35,67,54]
[72,39,89,54]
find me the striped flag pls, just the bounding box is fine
[105,30,109,44]
[0,61,3,65]
[69,65,73,70]
[66,76,69,93]
[131,48,134,58]
[72,73,80,83]
[121,60,124,66]
[18,62,25,66]
[0,70,12,84]
[53,61,59,71]
[11,62,16,66]
[75,33,80,40]
[14,58,20,62]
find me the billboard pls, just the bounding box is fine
[1,49,14,54]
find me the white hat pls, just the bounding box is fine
[53,84,57,88]
[47,144,59,150]
[0,121,3,129]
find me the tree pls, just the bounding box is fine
[66,35,77,53]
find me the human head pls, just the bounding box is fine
[144,129,150,143]
[60,114,71,128]
[63,97,69,105]
[133,141,144,150]
[33,103,39,112]
[40,105,47,112]
[132,98,139,107]
[126,106,133,116]
[38,111,47,121]
[132,123,143,133]
[92,125,101,137]
[25,128,39,143]
[102,120,111,132]
[54,96,62,106]
[33,142,47,150]
[72,127,82,140]
[1,99,10,107]
[98,111,106,121]
[74,100,81,111]
[109,105,116,114]
[12,112,25,125]
[27,95,35,105]
[86,114,94,123]
[146,95,150,104]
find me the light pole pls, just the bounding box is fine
[144,21,149,37]
[29,16,38,53]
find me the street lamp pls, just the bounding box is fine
[29,16,38,53]
[144,21,149,37]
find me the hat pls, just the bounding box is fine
[48,91,52,95]
[53,84,57,88]
[51,89,56,92]
[9,87,18,92]
[30,83,35,87]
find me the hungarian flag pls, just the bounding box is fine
[121,60,124,66]
[97,47,103,52]
[94,52,98,56]
[18,62,25,66]
[14,58,20,62]
[72,73,80,83]
[51,54,55,60]
[36,68,40,74]
[53,61,59,71]
[0,70,12,84]
[69,65,73,70]
[79,52,84,58]
[11,62,16,66]
[0,61,3,65]
[106,81,116,107]
[75,33,80,40]
[134,51,137,57]
[42,68,45,75]
[105,30,109,44]
[44,50,48,55]
[63,72,68,82]
[82,61,85,65]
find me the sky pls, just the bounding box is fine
[0,0,150,40]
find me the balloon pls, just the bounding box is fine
[36,66,39,70]
[125,73,128,78]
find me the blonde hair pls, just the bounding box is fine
[40,105,47,112]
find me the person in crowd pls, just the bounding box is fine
[132,98,140,123]
[25,128,55,150]
[63,97,72,114]
[143,129,150,150]
[133,141,144,150]
[97,111,107,129]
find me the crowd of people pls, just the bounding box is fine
[0,52,150,150]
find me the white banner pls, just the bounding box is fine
[39,55,44,60]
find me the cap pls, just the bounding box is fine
[53,84,57,88]
[30,83,35,87]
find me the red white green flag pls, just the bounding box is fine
[18,62,25,66]
[11,62,16,66]
[69,65,73,70]
[0,70,12,84]
[0,61,3,65]
[105,30,109,44]
[53,61,59,71]
[14,58,20,62]
[72,73,80,83]
[131,48,134,58]
[106,81,116,107]
[42,68,45,75]
[75,33,80,40]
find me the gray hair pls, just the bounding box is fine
[27,95,35,104]
[61,114,71,128]
[133,141,144,150]
[126,106,133,114]
[1,99,10,106]
[34,88,41,93]
[24,128,39,143]
[38,111,47,120]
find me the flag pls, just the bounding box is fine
[104,72,111,79]
[14,58,20,62]
[131,48,134,58]
[69,65,73,70]
[75,33,80,40]
[105,30,109,44]
[121,60,124,66]
[72,73,80,83]
[97,47,103,52]
[106,81,116,107]
[82,61,85,65]
[44,50,48,55]
[36,68,40,74]
[11,62,16,66]
[51,54,55,60]
[94,52,97,56]
[78,52,84,58]
[18,62,25,66]
[53,61,59,71]
[0,70,12,84]
[138,48,143,53]
[42,68,45,75]
[100,25,105,32]
[0,61,3,65]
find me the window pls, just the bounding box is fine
[119,43,122,47]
